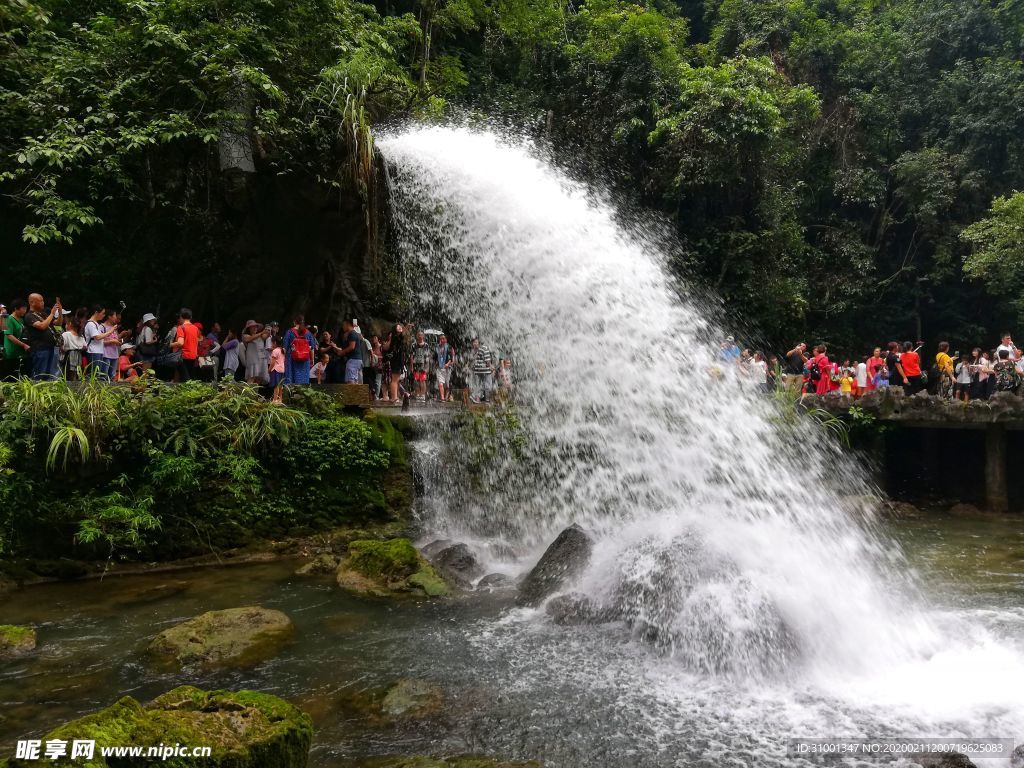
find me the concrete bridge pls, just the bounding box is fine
[804,390,1024,512]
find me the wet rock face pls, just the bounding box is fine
[608,531,798,676]
[431,544,485,587]
[147,606,294,669]
[336,538,449,597]
[545,593,616,626]
[5,685,314,768]
[420,539,456,560]
[477,573,513,590]
[516,524,594,607]
[0,624,36,658]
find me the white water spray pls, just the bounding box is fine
[380,126,1024,738]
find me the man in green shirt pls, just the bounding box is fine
[3,299,30,379]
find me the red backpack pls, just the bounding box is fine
[290,333,311,362]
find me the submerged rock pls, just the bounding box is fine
[609,530,798,675]
[148,606,293,669]
[477,573,513,590]
[516,524,593,607]
[0,624,36,658]
[545,593,617,626]
[431,544,485,587]
[337,538,449,598]
[6,685,313,767]
[380,678,443,719]
[295,553,339,576]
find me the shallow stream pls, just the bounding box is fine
[1,510,1021,767]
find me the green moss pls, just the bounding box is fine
[347,539,420,581]
[366,415,411,466]
[147,607,294,669]
[0,624,36,656]
[8,686,313,768]
[408,566,449,597]
[338,539,450,598]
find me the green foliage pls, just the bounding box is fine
[0,379,405,561]
[2,0,1024,347]
[963,191,1024,322]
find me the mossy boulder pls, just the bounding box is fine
[0,624,36,658]
[148,607,293,669]
[350,757,540,768]
[6,685,313,767]
[336,539,449,597]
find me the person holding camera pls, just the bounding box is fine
[24,293,62,380]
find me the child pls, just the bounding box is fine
[954,352,972,401]
[310,352,329,385]
[873,363,889,389]
[268,337,285,403]
[839,369,854,399]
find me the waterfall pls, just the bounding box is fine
[379,126,1024,727]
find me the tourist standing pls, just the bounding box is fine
[808,345,831,396]
[992,349,1020,393]
[885,342,906,391]
[24,293,62,380]
[866,348,885,391]
[84,305,115,380]
[901,341,923,394]
[283,315,316,385]
[3,299,30,379]
[411,331,430,402]
[935,342,955,399]
[136,313,160,371]
[784,343,807,392]
[172,308,201,380]
[268,337,285,402]
[719,336,741,362]
[383,324,407,405]
[856,357,868,396]
[61,312,87,380]
[996,333,1017,360]
[336,318,363,384]
[242,320,269,384]
[221,330,240,380]
[954,352,973,401]
[468,337,495,403]
[435,334,454,402]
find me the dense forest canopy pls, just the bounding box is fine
[1,0,1022,350]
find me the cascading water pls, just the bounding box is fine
[380,126,1024,761]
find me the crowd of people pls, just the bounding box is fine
[719,333,1024,400]
[0,294,514,405]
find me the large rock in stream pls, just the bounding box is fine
[5,685,313,767]
[337,538,449,597]
[430,544,485,587]
[516,524,594,607]
[148,606,293,669]
[0,624,36,659]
